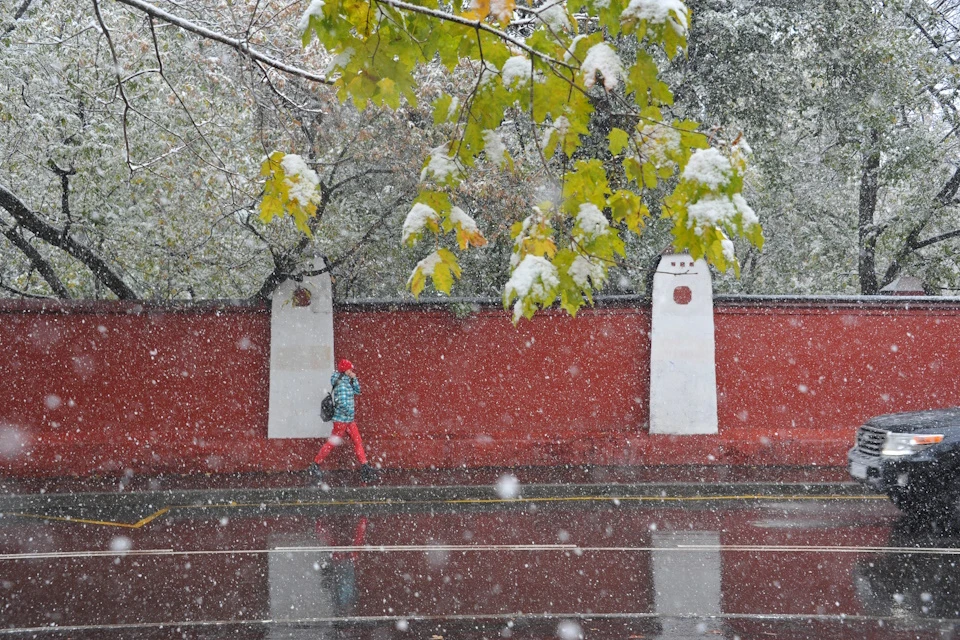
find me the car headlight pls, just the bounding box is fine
[881,433,944,456]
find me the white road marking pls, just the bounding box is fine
[0,611,956,635]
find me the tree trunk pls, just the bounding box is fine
[858,129,882,295]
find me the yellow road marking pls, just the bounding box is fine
[5,513,146,529]
[133,506,170,527]
[0,494,885,529]
[1,507,171,530]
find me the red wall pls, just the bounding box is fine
[3,297,960,477]
[338,305,651,469]
[714,300,960,463]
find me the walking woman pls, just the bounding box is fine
[309,359,378,483]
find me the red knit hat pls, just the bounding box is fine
[337,359,354,373]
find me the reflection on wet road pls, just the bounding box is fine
[1,493,958,639]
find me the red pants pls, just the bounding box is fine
[314,421,368,465]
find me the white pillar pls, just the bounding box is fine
[649,254,718,434]
[268,259,335,439]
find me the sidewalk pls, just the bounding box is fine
[0,465,869,514]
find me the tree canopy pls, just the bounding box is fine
[262,0,763,319]
[7,0,960,308]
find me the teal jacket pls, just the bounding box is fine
[330,372,361,422]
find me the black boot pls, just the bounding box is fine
[360,463,380,483]
[308,463,324,482]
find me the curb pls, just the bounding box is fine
[0,480,878,518]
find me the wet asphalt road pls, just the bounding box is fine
[1,489,958,639]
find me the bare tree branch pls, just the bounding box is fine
[373,0,574,71]
[92,0,137,171]
[303,192,410,278]
[906,10,958,65]
[914,227,960,250]
[113,0,333,85]
[254,62,327,114]
[248,168,405,301]
[0,280,59,299]
[147,16,230,173]
[48,161,76,238]
[328,168,397,193]
[858,129,882,294]
[936,165,960,204]
[249,189,333,301]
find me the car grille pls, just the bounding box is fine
[855,425,887,457]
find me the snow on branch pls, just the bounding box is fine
[113,0,332,85]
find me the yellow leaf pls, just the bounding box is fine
[526,236,557,258]
[626,203,650,233]
[462,0,489,21]
[259,196,283,224]
[642,162,658,189]
[433,262,454,293]
[491,0,515,25]
[408,266,427,297]
[343,0,372,28]
[438,248,463,278]
[456,227,488,249]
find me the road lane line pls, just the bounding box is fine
[0,548,175,560]
[0,611,955,635]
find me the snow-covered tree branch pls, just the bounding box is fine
[8,0,960,304]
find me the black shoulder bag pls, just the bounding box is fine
[320,373,345,422]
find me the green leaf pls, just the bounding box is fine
[597,0,625,34]
[376,77,400,109]
[623,156,643,186]
[476,32,512,68]
[527,27,568,55]
[662,20,686,59]
[608,190,649,233]
[408,248,463,297]
[625,51,658,106]
[416,190,452,216]
[433,94,455,125]
[608,128,630,155]
[532,73,571,124]
[562,160,610,215]
[642,162,658,189]
[650,79,674,106]
[286,0,763,319]
[345,73,377,108]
